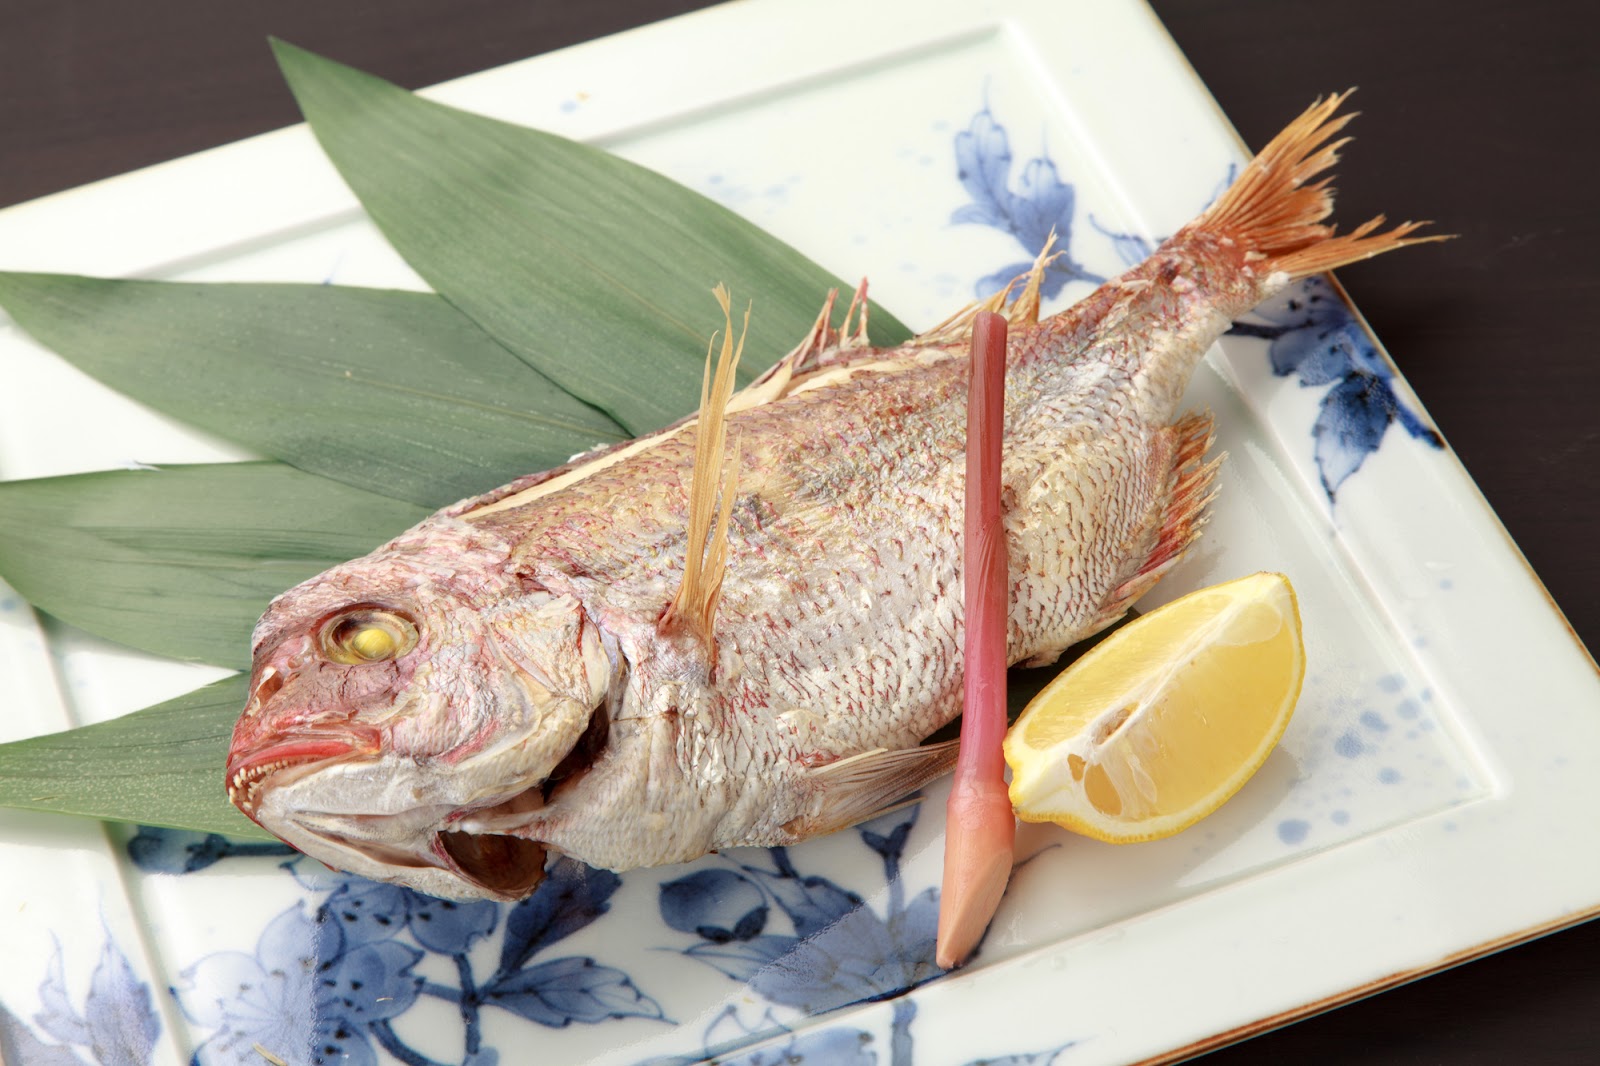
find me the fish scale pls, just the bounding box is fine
[226,94,1443,900]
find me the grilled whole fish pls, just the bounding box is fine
[227,95,1436,900]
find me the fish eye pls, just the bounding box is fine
[318,607,418,665]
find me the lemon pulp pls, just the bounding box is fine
[1004,571,1305,843]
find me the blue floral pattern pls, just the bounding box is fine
[131,806,1070,1064]
[1086,165,1237,272]
[652,807,1072,1065]
[134,831,663,1065]
[0,935,159,1066]
[127,827,294,873]
[1229,277,1442,499]
[659,807,944,1017]
[952,107,1103,299]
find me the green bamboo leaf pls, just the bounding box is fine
[0,676,271,838]
[0,463,427,667]
[0,275,625,510]
[271,39,913,434]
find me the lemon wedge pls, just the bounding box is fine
[1004,571,1304,843]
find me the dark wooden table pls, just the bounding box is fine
[4,1,1596,1062]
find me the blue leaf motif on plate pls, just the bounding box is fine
[661,807,945,1019]
[660,868,769,942]
[1229,276,1443,499]
[34,946,90,1049]
[741,857,863,942]
[173,852,663,1066]
[0,999,87,1066]
[482,956,664,1027]
[952,107,1103,298]
[10,935,159,1066]
[84,937,162,1066]
[495,858,620,977]
[125,827,294,874]
[660,803,1075,1065]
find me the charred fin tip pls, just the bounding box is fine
[923,234,1061,344]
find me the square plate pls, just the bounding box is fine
[1,1,1597,1062]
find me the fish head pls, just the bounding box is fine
[226,529,613,901]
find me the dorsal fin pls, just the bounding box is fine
[920,233,1060,345]
[662,286,746,653]
[838,277,873,348]
[732,286,836,412]
[732,278,876,413]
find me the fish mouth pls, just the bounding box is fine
[236,696,612,901]
[227,735,374,820]
[285,783,555,901]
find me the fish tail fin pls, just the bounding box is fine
[1088,410,1221,632]
[662,286,745,653]
[1196,90,1448,279]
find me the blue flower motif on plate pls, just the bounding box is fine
[1229,276,1442,499]
[952,107,1103,298]
[659,806,943,1018]
[137,827,664,1066]
[0,933,160,1066]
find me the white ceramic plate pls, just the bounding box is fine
[2,1,1598,1063]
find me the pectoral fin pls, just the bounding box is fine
[787,739,961,838]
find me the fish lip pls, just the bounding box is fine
[226,734,375,821]
[296,821,447,873]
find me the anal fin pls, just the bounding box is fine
[786,739,960,839]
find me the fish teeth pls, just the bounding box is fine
[227,757,299,811]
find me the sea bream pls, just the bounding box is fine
[227,95,1436,900]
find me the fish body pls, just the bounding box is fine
[228,95,1435,900]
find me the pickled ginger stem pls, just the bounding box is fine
[936,310,1016,970]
